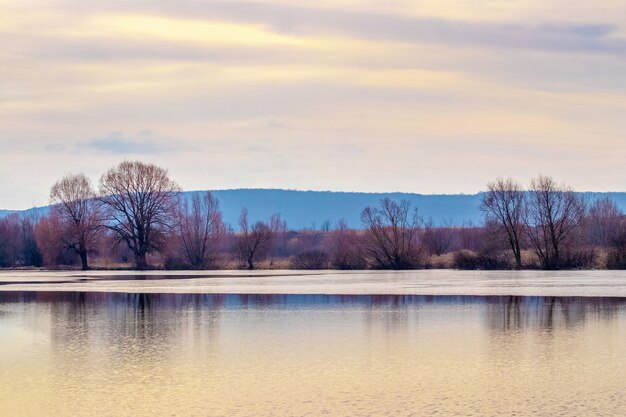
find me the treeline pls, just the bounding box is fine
[0,162,624,271]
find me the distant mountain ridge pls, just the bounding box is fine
[203,189,486,229]
[2,189,626,230]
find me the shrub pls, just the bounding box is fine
[607,250,626,269]
[607,223,626,269]
[560,249,597,269]
[452,250,511,270]
[290,250,330,270]
[331,254,367,270]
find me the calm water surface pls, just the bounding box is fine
[2,269,626,297]
[1,291,626,416]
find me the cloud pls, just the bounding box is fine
[232,5,624,54]
[1,0,626,209]
[56,1,626,55]
[83,131,182,154]
[7,1,626,66]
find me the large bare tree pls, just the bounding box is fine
[235,208,275,270]
[361,198,421,269]
[99,161,181,270]
[176,192,225,269]
[49,173,102,270]
[480,177,525,269]
[523,175,585,269]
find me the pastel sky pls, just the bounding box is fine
[1,0,625,209]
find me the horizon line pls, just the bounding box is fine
[3,187,626,213]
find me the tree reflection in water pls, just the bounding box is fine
[2,292,624,337]
[485,295,623,332]
[2,291,626,416]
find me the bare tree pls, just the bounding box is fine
[49,173,102,270]
[480,177,525,269]
[422,218,456,256]
[15,212,43,267]
[176,192,225,269]
[268,213,288,264]
[0,214,21,268]
[35,211,77,267]
[585,197,622,247]
[326,219,366,270]
[360,198,422,269]
[607,217,626,269]
[523,175,585,269]
[456,220,483,252]
[235,208,275,270]
[98,161,181,270]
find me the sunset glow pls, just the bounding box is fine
[1,0,625,208]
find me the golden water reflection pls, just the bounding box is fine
[1,293,626,416]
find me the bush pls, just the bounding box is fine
[452,251,477,270]
[607,250,626,269]
[331,254,367,270]
[163,253,187,270]
[290,250,330,270]
[452,250,511,270]
[607,224,626,269]
[560,249,597,269]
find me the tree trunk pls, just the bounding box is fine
[136,251,149,270]
[79,250,89,271]
[513,245,522,270]
[78,237,89,271]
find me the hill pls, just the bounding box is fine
[203,189,485,229]
[2,189,626,230]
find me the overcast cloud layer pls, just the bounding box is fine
[1,0,625,209]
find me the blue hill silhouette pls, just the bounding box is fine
[3,189,626,230]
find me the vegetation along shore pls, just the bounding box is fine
[0,161,624,271]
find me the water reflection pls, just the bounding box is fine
[2,292,626,328]
[485,295,624,331]
[2,292,626,417]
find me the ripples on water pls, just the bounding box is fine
[1,292,626,416]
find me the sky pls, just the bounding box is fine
[1,0,625,209]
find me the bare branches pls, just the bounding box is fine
[99,161,181,270]
[482,175,587,269]
[523,176,586,269]
[586,197,622,247]
[361,198,422,269]
[235,208,276,270]
[49,173,102,270]
[480,177,525,269]
[0,214,24,267]
[176,192,225,269]
[5,162,624,271]
[326,219,366,269]
[423,218,456,257]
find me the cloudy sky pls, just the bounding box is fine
[1,0,625,209]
